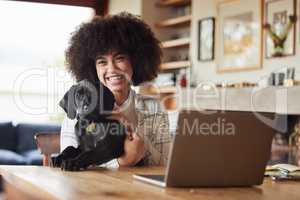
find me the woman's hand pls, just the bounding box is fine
[107,113,145,166]
[117,132,145,166]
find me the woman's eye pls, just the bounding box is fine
[97,60,106,66]
[116,55,126,62]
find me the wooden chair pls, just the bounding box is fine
[35,132,60,166]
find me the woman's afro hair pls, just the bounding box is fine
[65,12,162,86]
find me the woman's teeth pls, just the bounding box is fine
[107,75,123,81]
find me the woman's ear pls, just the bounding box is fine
[59,85,77,119]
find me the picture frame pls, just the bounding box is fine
[198,17,215,61]
[216,0,263,73]
[264,0,296,58]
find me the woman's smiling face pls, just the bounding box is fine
[95,51,133,94]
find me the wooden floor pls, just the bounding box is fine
[1,165,300,200]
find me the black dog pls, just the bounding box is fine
[51,80,126,171]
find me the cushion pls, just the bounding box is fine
[0,149,27,165]
[21,150,43,165]
[0,122,16,151]
[15,123,61,153]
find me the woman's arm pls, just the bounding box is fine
[60,116,79,152]
[137,111,172,166]
[60,116,123,168]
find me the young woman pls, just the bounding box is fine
[60,12,171,167]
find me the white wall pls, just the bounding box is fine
[108,0,141,15]
[190,0,300,84]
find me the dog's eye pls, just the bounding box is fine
[83,105,88,111]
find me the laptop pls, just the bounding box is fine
[133,109,277,187]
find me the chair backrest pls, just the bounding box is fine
[35,132,60,155]
[35,132,60,166]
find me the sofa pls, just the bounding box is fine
[0,121,61,166]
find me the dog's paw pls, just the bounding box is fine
[62,146,82,158]
[50,155,62,168]
[61,158,88,171]
[61,158,78,171]
[50,146,81,168]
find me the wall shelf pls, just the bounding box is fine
[160,60,190,70]
[156,14,191,27]
[139,85,177,95]
[156,0,191,7]
[150,86,177,94]
[161,37,190,48]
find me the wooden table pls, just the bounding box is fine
[0,165,300,200]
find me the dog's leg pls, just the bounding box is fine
[61,150,96,171]
[51,146,81,167]
[60,146,120,171]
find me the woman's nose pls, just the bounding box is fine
[107,60,117,72]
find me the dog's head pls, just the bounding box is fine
[59,80,115,121]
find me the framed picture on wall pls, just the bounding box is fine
[216,0,262,73]
[198,17,215,61]
[264,0,296,58]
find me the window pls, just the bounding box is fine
[0,1,94,123]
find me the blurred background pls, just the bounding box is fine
[0,1,96,124]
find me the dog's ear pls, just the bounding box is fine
[98,82,115,115]
[59,85,77,119]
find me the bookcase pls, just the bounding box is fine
[138,0,192,109]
